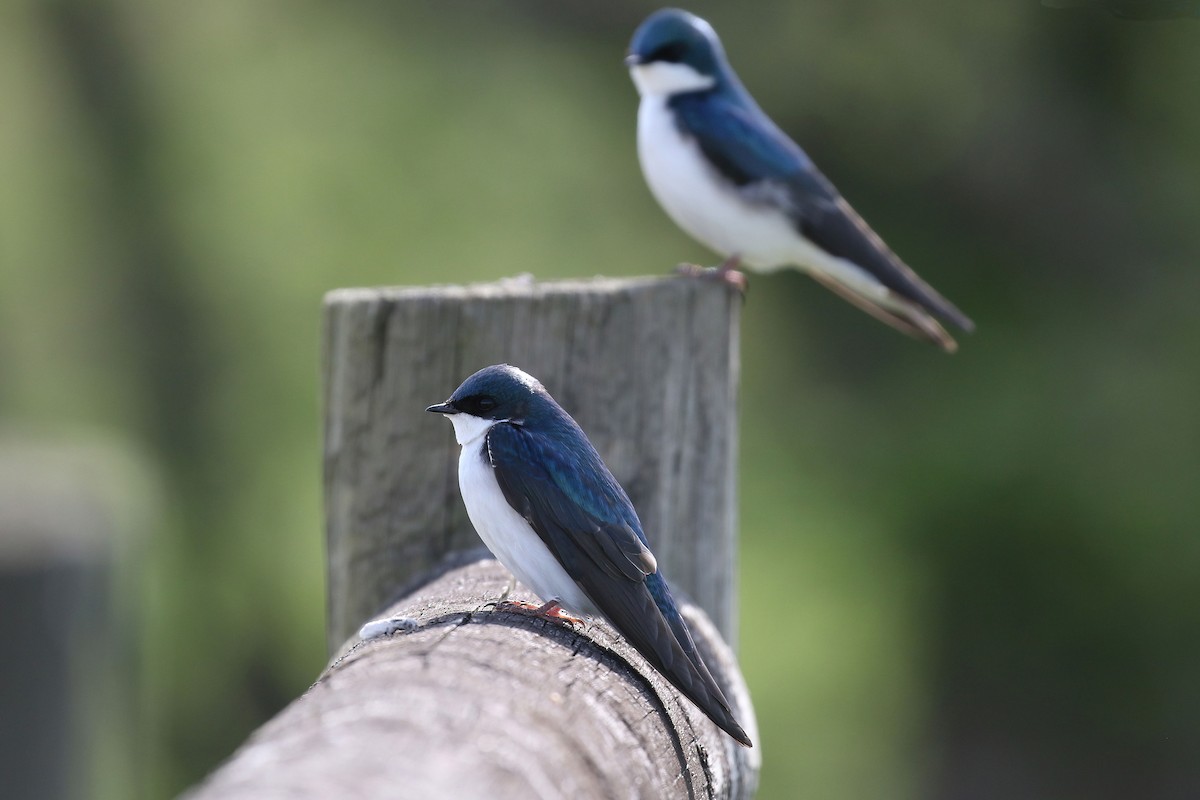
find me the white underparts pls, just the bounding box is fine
[444,417,598,616]
[635,92,891,302]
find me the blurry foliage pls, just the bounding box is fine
[2,1,1198,798]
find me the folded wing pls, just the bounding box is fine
[486,422,751,746]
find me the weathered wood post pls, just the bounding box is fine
[324,275,743,649]
[0,440,138,800]
[186,276,759,799]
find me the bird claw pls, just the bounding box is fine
[493,599,585,628]
[673,261,748,293]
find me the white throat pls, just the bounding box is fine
[447,413,497,446]
[630,62,716,97]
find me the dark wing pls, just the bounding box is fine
[668,89,818,189]
[671,91,974,332]
[486,422,751,746]
[487,423,655,583]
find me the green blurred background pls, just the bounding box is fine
[2,1,1198,798]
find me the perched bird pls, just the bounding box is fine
[428,364,752,746]
[626,8,974,352]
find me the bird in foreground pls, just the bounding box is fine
[428,364,752,747]
[626,8,974,352]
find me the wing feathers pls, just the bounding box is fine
[671,89,974,336]
[486,422,751,745]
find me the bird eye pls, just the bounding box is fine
[647,42,687,63]
[454,394,499,416]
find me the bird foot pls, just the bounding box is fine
[493,598,585,628]
[673,260,748,293]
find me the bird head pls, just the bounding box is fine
[427,364,543,445]
[626,8,727,98]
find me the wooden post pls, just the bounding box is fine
[323,276,742,651]
[186,276,758,798]
[0,441,138,800]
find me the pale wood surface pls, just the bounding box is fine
[185,557,759,800]
[323,276,743,652]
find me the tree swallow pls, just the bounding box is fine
[428,364,752,746]
[626,8,975,352]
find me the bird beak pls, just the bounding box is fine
[624,53,642,68]
[426,402,457,415]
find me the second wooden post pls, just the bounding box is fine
[323,275,742,651]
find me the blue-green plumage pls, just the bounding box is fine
[668,91,816,185]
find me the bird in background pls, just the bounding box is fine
[626,8,975,352]
[428,364,752,747]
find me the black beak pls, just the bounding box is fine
[426,402,457,415]
[624,53,642,67]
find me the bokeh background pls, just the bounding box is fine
[2,1,1198,798]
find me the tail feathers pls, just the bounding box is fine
[812,196,975,334]
[808,269,961,353]
[593,572,752,746]
[641,605,754,746]
[647,577,754,747]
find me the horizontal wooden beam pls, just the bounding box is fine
[185,557,759,800]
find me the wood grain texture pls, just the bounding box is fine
[185,557,760,800]
[323,276,742,653]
